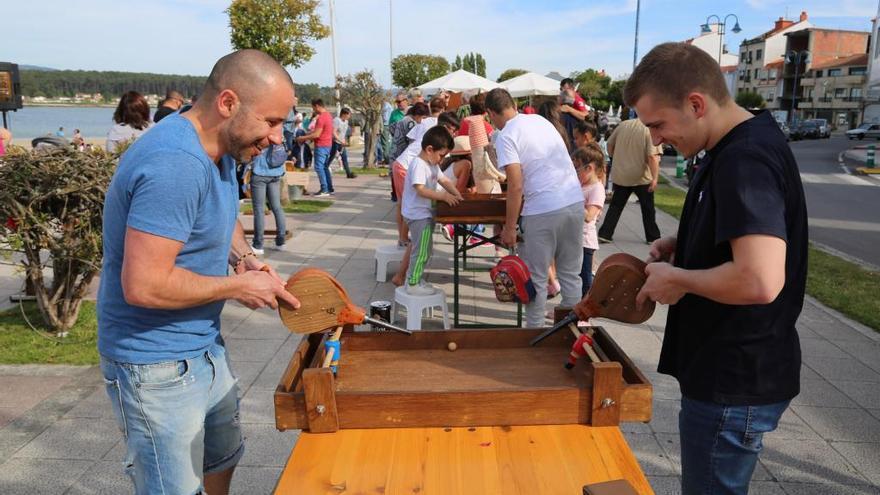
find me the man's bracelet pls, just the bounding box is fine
[231,252,257,271]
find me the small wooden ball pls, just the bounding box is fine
[447,342,458,352]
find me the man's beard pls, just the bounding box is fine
[226,112,262,163]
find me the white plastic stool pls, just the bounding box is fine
[374,244,405,282]
[391,286,450,331]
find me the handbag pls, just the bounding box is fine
[266,143,288,168]
[489,249,536,304]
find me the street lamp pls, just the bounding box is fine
[702,14,742,65]
[785,50,810,125]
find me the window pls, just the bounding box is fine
[769,69,778,79]
[834,87,847,97]
[828,68,843,76]
[768,92,775,102]
[849,67,867,75]
[805,88,814,99]
[755,68,760,78]
[851,87,863,98]
[741,52,748,62]
[756,49,763,60]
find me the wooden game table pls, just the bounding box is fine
[272,315,655,494]
[434,193,521,328]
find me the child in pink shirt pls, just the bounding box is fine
[572,143,607,295]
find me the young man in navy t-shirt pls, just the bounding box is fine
[576,42,807,494]
[98,50,300,495]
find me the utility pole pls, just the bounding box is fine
[329,0,340,114]
[632,0,640,70]
[390,0,394,89]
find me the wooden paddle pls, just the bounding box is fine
[278,268,411,335]
[530,253,655,346]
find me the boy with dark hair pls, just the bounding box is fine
[401,126,463,295]
[573,120,598,148]
[596,41,808,495]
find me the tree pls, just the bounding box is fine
[603,79,626,108]
[227,0,329,69]
[391,54,449,89]
[736,91,765,109]
[0,147,119,333]
[451,55,463,71]
[338,70,385,168]
[475,53,486,77]
[497,69,527,83]
[572,69,612,104]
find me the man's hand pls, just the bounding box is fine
[636,262,685,309]
[501,224,517,247]
[560,104,572,114]
[647,236,677,263]
[648,178,658,192]
[442,192,461,206]
[234,270,300,310]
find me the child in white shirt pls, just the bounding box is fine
[572,142,607,295]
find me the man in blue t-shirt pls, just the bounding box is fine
[98,49,300,495]
[595,43,808,495]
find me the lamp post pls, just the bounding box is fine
[785,50,810,126]
[701,14,742,65]
[633,0,641,70]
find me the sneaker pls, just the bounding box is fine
[406,282,436,296]
[598,236,612,244]
[441,224,454,242]
[251,246,265,255]
[346,173,358,179]
[315,191,331,197]
[547,280,561,298]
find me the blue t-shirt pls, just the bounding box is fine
[98,113,239,364]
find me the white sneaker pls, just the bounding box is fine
[441,224,453,242]
[406,282,436,296]
[251,246,264,255]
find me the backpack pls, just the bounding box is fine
[266,144,288,168]
[489,254,536,304]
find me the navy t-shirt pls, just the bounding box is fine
[658,111,808,405]
[98,114,239,364]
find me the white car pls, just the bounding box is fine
[846,123,880,140]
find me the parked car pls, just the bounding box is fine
[806,118,831,138]
[792,121,821,140]
[846,122,880,140]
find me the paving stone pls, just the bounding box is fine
[791,406,880,442]
[772,407,822,441]
[13,418,119,460]
[834,341,880,374]
[800,364,822,381]
[780,481,880,494]
[226,310,290,340]
[251,336,302,391]
[799,337,850,359]
[224,338,287,363]
[831,441,880,487]
[649,399,680,434]
[791,379,859,408]
[239,387,278,425]
[238,424,300,468]
[229,359,265,396]
[815,323,876,344]
[62,386,117,420]
[802,356,880,382]
[66,460,132,495]
[646,475,680,495]
[622,433,675,476]
[0,375,71,411]
[829,380,880,409]
[761,438,868,485]
[0,458,92,495]
[620,420,652,434]
[230,465,284,495]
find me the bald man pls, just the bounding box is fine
[98,49,300,495]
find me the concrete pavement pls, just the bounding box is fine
[1,164,879,494]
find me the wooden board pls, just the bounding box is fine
[435,193,508,224]
[274,327,652,432]
[274,424,654,494]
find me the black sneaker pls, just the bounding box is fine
[347,173,358,179]
[598,236,612,244]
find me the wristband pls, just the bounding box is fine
[232,251,257,271]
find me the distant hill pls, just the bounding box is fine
[19,64,57,71]
[19,68,334,103]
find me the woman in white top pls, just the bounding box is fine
[106,91,152,152]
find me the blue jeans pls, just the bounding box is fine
[580,247,595,296]
[313,145,333,193]
[100,343,243,495]
[327,141,353,176]
[680,396,790,495]
[250,174,286,249]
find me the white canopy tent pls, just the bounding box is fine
[416,69,500,94]
[498,72,560,97]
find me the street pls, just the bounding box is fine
[663,134,880,268]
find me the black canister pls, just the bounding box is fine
[369,301,392,331]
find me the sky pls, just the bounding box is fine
[4,0,878,88]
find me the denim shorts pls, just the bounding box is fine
[100,343,244,495]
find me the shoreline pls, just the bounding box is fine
[16,103,117,108]
[9,137,106,147]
